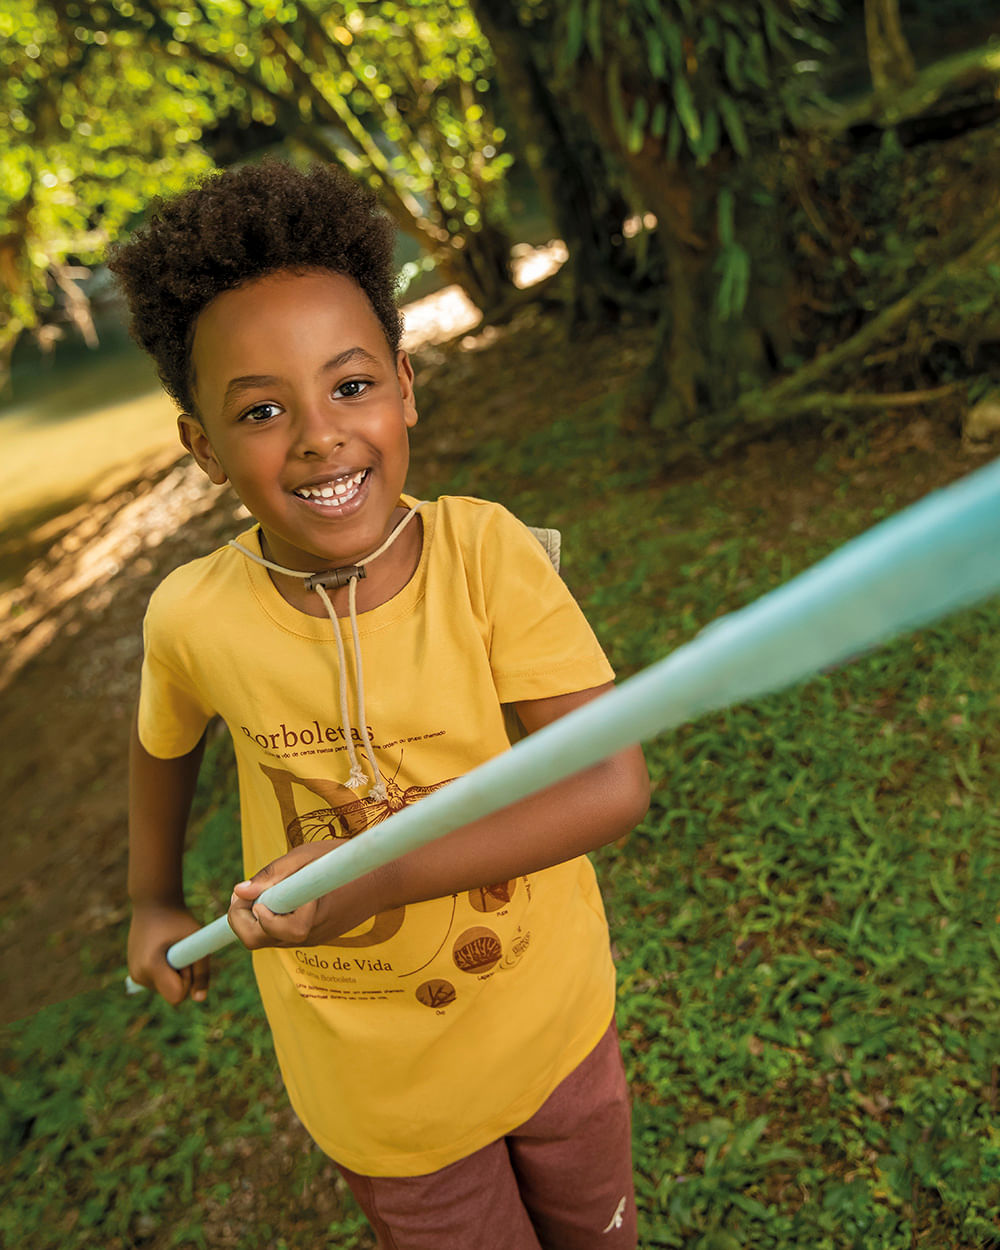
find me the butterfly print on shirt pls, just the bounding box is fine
[286,767,455,845]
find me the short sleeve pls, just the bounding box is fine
[481,506,614,704]
[137,594,215,759]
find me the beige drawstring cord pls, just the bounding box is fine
[228,501,425,802]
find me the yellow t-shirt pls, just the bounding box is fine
[138,495,617,1176]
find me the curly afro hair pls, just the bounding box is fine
[107,160,403,415]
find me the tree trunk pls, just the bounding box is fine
[566,61,798,437]
[432,218,517,314]
[467,0,641,323]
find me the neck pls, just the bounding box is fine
[256,504,424,618]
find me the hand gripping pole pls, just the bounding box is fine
[126,457,1000,991]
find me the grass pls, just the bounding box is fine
[0,339,179,539]
[3,390,1000,1248]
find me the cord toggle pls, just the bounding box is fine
[304,565,367,591]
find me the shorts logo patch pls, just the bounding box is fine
[602,1195,627,1233]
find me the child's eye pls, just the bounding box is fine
[240,402,282,423]
[334,379,370,399]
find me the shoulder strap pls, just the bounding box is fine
[526,525,562,573]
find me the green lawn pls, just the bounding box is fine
[0,344,179,536]
[3,394,999,1249]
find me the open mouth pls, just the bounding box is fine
[293,468,370,509]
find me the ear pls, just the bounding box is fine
[396,351,418,429]
[178,414,228,485]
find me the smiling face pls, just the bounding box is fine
[180,269,418,577]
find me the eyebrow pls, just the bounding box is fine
[221,347,383,407]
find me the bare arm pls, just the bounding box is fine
[127,716,212,1003]
[229,683,650,948]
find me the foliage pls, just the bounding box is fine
[0,0,215,375]
[492,0,846,432]
[96,0,517,306]
[552,0,839,170]
[9,0,999,452]
[697,118,1000,454]
[1,0,518,380]
[4,382,1000,1246]
[458,2,1000,444]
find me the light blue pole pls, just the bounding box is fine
[128,457,1000,989]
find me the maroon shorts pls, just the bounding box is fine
[336,1020,636,1250]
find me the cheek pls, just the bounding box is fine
[224,435,280,475]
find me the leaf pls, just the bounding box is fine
[762,0,783,52]
[651,98,667,139]
[695,105,719,164]
[718,92,750,157]
[715,244,751,320]
[722,29,745,92]
[628,96,649,155]
[561,0,585,67]
[717,187,736,248]
[647,32,666,79]
[745,31,770,89]
[586,0,602,60]
[729,1191,772,1218]
[666,111,683,162]
[695,1232,742,1250]
[731,1113,769,1156]
[663,18,684,74]
[672,74,701,145]
[606,57,629,147]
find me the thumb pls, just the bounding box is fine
[232,858,278,902]
[233,843,331,903]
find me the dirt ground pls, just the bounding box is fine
[0,290,987,1028]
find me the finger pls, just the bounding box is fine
[228,892,269,950]
[251,900,315,945]
[151,961,189,1006]
[232,860,283,904]
[230,886,256,914]
[235,843,332,904]
[232,877,263,902]
[190,955,211,1003]
[126,967,153,994]
[242,855,283,894]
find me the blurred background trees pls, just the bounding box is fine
[3,0,1000,455]
[0,0,217,376]
[110,0,521,309]
[470,0,842,434]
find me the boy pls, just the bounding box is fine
[114,160,649,1250]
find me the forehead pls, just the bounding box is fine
[190,269,391,384]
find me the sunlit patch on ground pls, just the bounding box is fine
[400,240,567,353]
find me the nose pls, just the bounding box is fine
[292,398,346,460]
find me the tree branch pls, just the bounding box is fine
[673,220,1000,455]
[262,19,450,247]
[726,221,1000,422]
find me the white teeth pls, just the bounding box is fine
[295,470,367,503]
